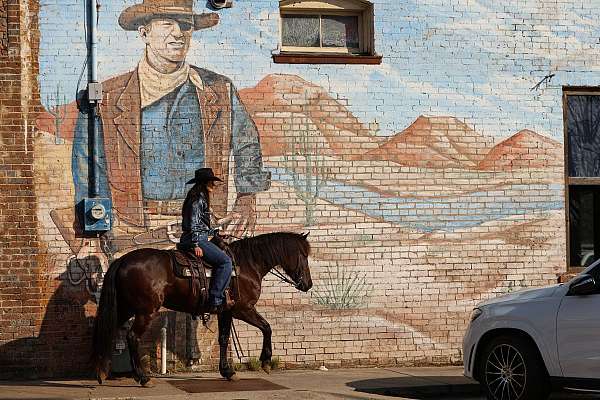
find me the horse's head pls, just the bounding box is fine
[229,231,313,292]
[281,232,313,292]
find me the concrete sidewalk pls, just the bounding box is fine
[0,367,595,400]
[0,366,466,400]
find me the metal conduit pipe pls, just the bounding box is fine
[161,318,168,375]
[87,0,101,198]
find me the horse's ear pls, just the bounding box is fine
[302,232,310,239]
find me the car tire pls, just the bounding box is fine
[479,335,550,400]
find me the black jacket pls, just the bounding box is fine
[179,192,215,248]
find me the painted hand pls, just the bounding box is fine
[223,193,257,238]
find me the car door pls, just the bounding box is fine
[556,263,600,379]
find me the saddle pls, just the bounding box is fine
[169,249,237,319]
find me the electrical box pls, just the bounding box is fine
[83,197,112,232]
[88,82,103,102]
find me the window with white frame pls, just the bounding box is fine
[279,0,375,55]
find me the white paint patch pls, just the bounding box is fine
[24,119,28,154]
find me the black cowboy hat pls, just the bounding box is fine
[186,168,223,184]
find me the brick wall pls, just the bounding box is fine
[4,0,600,377]
[0,0,45,379]
[0,0,8,56]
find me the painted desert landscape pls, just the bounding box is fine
[34,73,566,366]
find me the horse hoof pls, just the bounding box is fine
[262,364,272,374]
[227,373,240,382]
[96,370,107,385]
[140,377,153,388]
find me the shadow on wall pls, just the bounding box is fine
[0,256,102,379]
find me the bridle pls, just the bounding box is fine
[222,232,306,290]
[269,252,306,290]
[269,267,300,288]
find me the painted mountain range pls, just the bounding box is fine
[239,74,564,171]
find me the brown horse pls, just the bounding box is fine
[91,232,312,386]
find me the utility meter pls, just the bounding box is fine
[90,203,106,220]
[83,198,112,232]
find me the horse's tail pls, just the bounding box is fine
[91,257,122,384]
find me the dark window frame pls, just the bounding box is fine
[563,87,600,272]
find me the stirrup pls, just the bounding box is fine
[201,313,212,329]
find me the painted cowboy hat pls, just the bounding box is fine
[119,0,219,31]
[186,168,223,184]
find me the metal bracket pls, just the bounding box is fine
[209,0,233,9]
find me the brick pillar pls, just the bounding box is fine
[0,0,42,379]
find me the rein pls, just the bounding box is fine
[222,233,302,289]
[269,267,298,287]
[222,233,303,362]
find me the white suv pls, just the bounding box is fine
[463,259,600,400]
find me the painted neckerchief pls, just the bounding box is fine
[138,52,204,108]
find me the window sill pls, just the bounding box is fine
[272,52,382,65]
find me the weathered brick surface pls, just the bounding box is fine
[4,0,597,377]
[0,0,7,56]
[0,0,44,379]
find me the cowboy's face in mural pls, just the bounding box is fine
[139,18,193,71]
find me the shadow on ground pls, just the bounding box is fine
[348,376,482,399]
[348,376,600,400]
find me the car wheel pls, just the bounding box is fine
[479,335,550,400]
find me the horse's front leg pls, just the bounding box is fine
[233,306,272,374]
[217,310,238,380]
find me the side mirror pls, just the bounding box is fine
[568,274,597,296]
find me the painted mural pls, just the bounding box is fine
[28,0,572,369]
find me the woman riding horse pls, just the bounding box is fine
[178,168,233,314]
[91,169,313,386]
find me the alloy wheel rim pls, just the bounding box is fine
[485,343,526,400]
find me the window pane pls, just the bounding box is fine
[567,95,600,177]
[282,14,320,47]
[569,186,600,268]
[322,15,359,48]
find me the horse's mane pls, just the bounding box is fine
[229,232,310,268]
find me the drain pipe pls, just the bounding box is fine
[161,318,168,374]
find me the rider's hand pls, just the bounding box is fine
[194,246,203,258]
[222,193,257,237]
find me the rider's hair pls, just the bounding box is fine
[184,181,211,211]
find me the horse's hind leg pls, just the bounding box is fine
[233,306,273,374]
[126,313,154,387]
[218,310,238,380]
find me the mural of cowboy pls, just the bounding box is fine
[53,0,270,256]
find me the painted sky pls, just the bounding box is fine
[39,0,600,140]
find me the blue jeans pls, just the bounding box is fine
[197,240,233,306]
